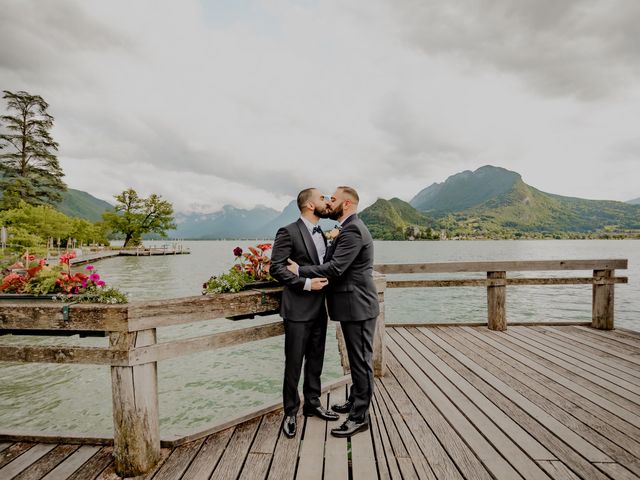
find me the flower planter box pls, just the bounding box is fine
[0,294,107,337]
[0,293,59,302]
[241,280,280,290]
[225,281,281,321]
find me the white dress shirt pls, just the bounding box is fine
[300,216,326,291]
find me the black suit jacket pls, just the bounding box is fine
[270,218,328,322]
[298,214,379,322]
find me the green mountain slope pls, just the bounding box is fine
[447,179,640,235]
[402,166,640,238]
[360,198,436,240]
[628,197,640,205]
[363,167,640,240]
[410,165,521,213]
[56,189,113,222]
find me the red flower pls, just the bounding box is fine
[59,251,77,265]
[233,247,243,257]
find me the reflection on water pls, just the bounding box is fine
[0,239,637,435]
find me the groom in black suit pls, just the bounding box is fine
[288,186,379,438]
[270,188,339,438]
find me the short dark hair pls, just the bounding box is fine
[297,188,316,211]
[338,186,359,203]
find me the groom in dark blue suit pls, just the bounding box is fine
[270,188,339,438]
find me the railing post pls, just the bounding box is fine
[109,328,161,477]
[487,271,506,331]
[373,272,387,377]
[592,269,614,330]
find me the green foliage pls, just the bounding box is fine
[0,90,66,207]
[24,265,62,295]
[57,286,128,304]
[0,201,110,252]
[102,189,176,247]
[203,267,253,294]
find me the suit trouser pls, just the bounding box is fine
[283,316,327,416]
[341,317,377,422]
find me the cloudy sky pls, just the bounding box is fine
[1,0,639,212]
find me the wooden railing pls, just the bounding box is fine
[0,289,282,476]
[375,259,628,331]
[0,279,385,477]
[0,258,629,476]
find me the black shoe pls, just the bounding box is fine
[331,400,353,414]
[303,404,340,421]
[330,418,369,438]
[283,415,297,438]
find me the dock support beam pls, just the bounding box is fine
[487,271,507,331]
[592,269,614,330]
[109,329,161,477]
[373,272,387,377]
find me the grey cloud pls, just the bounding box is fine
[59,109,308,198]
[0,0,131,81]
[390,0,640,100]
[371,93,470,175]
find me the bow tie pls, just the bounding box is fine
[312,226,322,235]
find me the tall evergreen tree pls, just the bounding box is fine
[0,90,66,209]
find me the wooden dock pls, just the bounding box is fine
[67,247,191,266]
[1,324,639,479]
[0,258,635,479]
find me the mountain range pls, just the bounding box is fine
[364,166,640,239]
[170,201,335,239]
[41,166,640,240]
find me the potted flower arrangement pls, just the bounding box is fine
[0,252,127,304]
[202,243,277,294]
[202,243,279,320]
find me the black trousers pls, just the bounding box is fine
[283,316,327,416]
[341,317,377,422]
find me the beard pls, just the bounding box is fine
[314,205,330,219]
[328,201,344,220]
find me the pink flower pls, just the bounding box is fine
[85,265,94,271]
[89,273,100,282]
[97,280,106,287]
[82,280,88,288]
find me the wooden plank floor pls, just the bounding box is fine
[1,325,640,479]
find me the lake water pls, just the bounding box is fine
[0,239,637,436]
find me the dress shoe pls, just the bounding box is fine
[331,399,353,414]
[282,415,297,438]
[303,404,340,421]
[330,418,369,438]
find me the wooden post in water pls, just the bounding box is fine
[109,328,161,477]
[373,272,386,377]
[592,269,614,330]
[487,271,507,331]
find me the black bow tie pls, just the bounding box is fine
[312,226,322,235]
